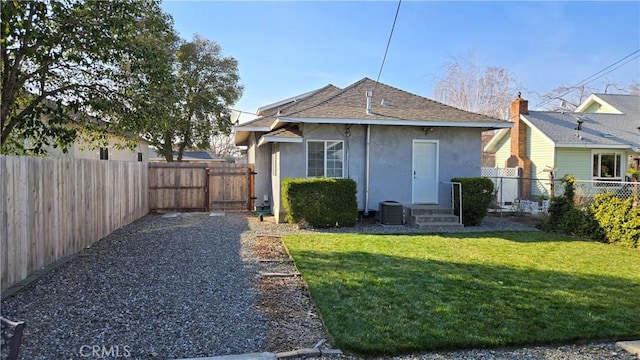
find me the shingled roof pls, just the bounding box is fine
[235,77,512,146]
[276,77,510,127]
[486,93,640,152]
[235,84,342,129]
[522,111,639,148]
[576,93,640,115]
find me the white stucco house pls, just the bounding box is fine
[485,93,640,199]
[234,77,513,222]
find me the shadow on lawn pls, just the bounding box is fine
[291,250,640,355]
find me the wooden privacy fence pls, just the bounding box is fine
[148,163,255,212]
[0,156,148,293]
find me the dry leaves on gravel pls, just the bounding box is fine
[254,235,331,353]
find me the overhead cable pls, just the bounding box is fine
[536,49,640,108]
[372,0,402,95]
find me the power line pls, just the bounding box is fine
[536,49,640,108]
[583,53,639,86]
[578,50,639,85]
[372,0,402,94]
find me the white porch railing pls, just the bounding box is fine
[443,181,463,225]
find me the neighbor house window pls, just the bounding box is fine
[137,152,143,162]
[307,140,343,178]
[100,147,109,160]
[592,152,622,181]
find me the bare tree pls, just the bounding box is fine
[536,84,598,111]
[210,133,241,159]
[536,81,639,111]
[432,51,519,167]
[432,51,518,120]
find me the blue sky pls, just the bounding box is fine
[160,1,640,119]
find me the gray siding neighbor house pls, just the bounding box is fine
[234,77,512,222]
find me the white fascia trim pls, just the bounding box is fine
[483,128,509,152]
[234,126,271,132]
[556,143,631,149]
[258,135,303,147]
[574,94,623,114]
[277,117,513,129]
[520,115,556,145]
[256,88,321,115]
[574,94,599,112]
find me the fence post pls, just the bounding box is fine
[204,167,210,212]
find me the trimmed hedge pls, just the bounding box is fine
[451,177,494,226]
[282,177,357,228]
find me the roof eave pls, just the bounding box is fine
[256,87,324,115]
[276,117,513,129]
[484,128,510,152]
[258,135,303,147]
[574,94,623,114]
[556,143,636,149]
[520,115,556,145]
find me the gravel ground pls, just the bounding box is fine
[2,212,636,360]
[1,213,266,359]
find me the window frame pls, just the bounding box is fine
[306,140,344,178]
[591,151,623,182]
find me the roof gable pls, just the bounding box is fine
[234,84,342,145]
[575,93,640,114]
[256,85,340,116]
[281,77,509,126]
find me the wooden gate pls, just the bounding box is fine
[208,165,255,211]
[149,163,254,212]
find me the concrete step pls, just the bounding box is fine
[408,207,454,216]
[413,214,460,224]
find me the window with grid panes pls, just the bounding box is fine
[306,140,343,178]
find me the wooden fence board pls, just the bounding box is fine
[148,163,254,212]
[0,155,148,293]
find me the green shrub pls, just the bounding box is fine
[451,177,494,226]
[590,192,640,248]
[282,177,357,228]
[540,174,638,248]
[541,174,582,233]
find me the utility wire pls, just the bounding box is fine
[536,49,640,108]
[372,0,402,95]
[573,49,639,86]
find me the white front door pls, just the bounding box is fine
[412,140,438,204]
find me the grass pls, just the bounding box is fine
[283,231,640,355]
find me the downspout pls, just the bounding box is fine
[345,125,351,178]
[364,124,371,215]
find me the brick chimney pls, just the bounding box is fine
[505,92,532,200]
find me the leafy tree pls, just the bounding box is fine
[146,35,243,162]
[1,0,175,154]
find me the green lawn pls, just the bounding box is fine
[283,231,640,355]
